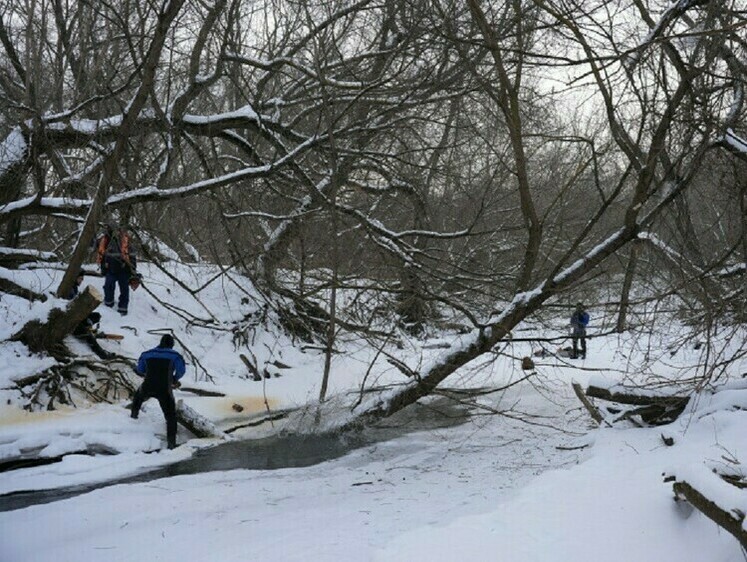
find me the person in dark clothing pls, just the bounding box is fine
[71,311,113,360]
[66,270,86,300]
[569,302,590,359]
[131,334,186,449]
[97,224,135,315]
[65,271,112,360]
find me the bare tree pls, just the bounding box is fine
[340,0,747,426]
[0,0,744,425]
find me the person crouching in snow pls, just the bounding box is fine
[131,334,186,450]
[64,270,113,360]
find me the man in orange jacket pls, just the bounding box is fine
[97,224,135,315]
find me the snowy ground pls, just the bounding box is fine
[1,263,746,561]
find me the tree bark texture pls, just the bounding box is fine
[616,239,642,332]
[12,285,102,352]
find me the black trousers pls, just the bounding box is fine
[131,385,177,446]
[75,334,111,360]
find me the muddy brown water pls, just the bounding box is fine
[0,399,471,512]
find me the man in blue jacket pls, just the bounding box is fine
[570,303,590,359]
[131,334,186,449]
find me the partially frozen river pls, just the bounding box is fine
[0,399,475,511]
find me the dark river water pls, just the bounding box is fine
[0,399,471,512]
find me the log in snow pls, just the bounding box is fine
[585,385,689,407]
[673,479,747,549]
[585,384,689,425]
[0,277,46,302]
[176,399,231,440]
[11,285,103,352]
[572,382,607,426]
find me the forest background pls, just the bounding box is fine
[0,0,746,556]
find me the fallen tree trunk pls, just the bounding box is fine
[239,353,262,381]
[673,479,747,549]
[176,399,231,440]
[589,385,689,424]
[179,386,226,397]
[586,385,689,408]
[572,382,608,426]
[225,409,293,433]
[0,277,46,302]
[11,285,102,352]
[585,385,689,425]
[0,247,55,267]
[337,224,679,429]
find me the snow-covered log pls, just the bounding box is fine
[572,382,606,425]
[11,285,102,352]
[176,399,231,440]
[339,224,644,429]
[0,246,55,266]
[673,478,747,549]
[585,385,689,424]
[0,276,45,302]
[585,385,689,408]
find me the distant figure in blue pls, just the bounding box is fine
[570,302,590,359]
[131,334,186,449]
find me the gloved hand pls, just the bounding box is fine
[172,380,181,389]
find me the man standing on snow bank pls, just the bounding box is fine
[97,223,136,316]
[131,334,186,450]
[570,302,589,359]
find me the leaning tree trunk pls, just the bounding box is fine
[55,0,186,299]
[56,182,108,299]
[12,285,102,352]
[616,239,642,333]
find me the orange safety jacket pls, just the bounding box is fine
[97,232,130,265]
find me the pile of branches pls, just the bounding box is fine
[12,356,137,411]
[2,283,137,409]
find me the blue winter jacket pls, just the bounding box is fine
[570,311,589,334]
[136,346,186,392]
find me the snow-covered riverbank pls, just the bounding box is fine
[1,263,745,561]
